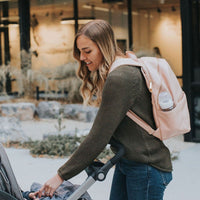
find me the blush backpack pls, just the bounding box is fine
[109,51,191,140]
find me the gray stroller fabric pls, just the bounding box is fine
[31,181,92,200]
[0,143,24,200]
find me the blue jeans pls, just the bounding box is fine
[109,158,172,200]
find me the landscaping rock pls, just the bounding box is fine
[0,117,28,143]
[63,104,98,122]
[0,101,98,122]
[0,102,36,120]
[36,101,61,118]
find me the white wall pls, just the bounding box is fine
[133,7,182,77]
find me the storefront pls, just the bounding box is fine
[0,0,199,141]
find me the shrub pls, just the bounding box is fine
[13,134,114,161]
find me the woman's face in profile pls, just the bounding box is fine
[76,35,103,72]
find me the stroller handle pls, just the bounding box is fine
[67,138,125,200]
[94,137,125,181]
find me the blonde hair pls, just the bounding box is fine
[74,19,123,106]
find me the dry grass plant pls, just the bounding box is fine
[0,50,82,103]
[0,65,11,95]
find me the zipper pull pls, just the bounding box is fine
[149,81,152,92]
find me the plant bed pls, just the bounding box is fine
[4,134,114,161]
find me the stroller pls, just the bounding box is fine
[0,138,125,200]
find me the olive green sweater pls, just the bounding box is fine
[58,65,172,180]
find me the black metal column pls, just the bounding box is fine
[2,1,11,93]
[0,4,2,65]
[127,0,133,50]
[181,0,193,141]
[18,0,31,71]
[2,2,10,64]
[181,0,193,96]
[74,0,78,34]
[0,31,2,65]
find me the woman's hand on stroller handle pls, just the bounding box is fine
[37,173,64,198]
[29,191,40,200]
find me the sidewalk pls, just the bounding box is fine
[4,119,200,200]
[6,143,200,200]
[5,147,113,200]
[165,143,200,200]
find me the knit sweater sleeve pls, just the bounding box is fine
[58,66,140,180]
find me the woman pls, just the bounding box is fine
[38,19,172,200]
[153,46,162,58]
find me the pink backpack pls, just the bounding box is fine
[109,51,191,140]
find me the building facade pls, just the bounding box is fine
[0,0,199,141]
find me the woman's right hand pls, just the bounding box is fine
[29,191,39,200]
[38,174,64,198]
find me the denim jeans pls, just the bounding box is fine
[109,158,172,200]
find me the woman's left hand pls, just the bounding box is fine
[38,174,64,198]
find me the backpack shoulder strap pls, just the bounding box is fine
[109,55,156,135]
[126,110,155,135]
[109,58,143,73]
